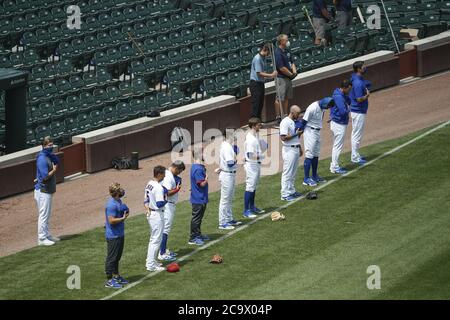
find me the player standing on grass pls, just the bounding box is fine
[34,136,59,246]
[299,97,335,186]
[104,182,129,289]
[280,105,304,201]
[243,118,266,218]
[159,161,185,262]
[144,166,167,272]
[350,61,371,165]
[330,79,352,174]
[217,128,242,230]
[188,149,209,246]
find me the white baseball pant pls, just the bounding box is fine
[281,146,300,198]
[146,211,164,269]
[351,112,366,162]
[218,171,236,225]
[163,202,176,235]
[330,121,347,172]
[34,189,53,241]
[303,126,321,159]
[244,162,261,192]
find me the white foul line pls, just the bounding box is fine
[101,120,450,300]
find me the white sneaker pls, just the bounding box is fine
[158,253,176,261]
[218,223,235,230]
[47,235,60,242]
[146,266,165,272]
[38,239,55,246]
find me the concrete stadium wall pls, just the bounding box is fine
[2,30,450,199]
[405,31,450,77]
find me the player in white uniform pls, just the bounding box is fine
[299,97,335,186]
[279,105,304,201]
[144,166,168,272]
[217,128,242,230]
[159,161,185,261]
[243,118,267,218]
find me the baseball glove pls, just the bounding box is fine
[209,254,223,264]
[271,211,286,221]
[174,175,182,186]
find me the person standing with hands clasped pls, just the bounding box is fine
[144,166,168,272]
[330,79,352,174]
[34,136,60,246]
[349,61,371,165]
[217,128,242,230]
[159,161,185,261]
[280,105,304,201]
[104,182,129,289]
[249,43,277,119]
[188,149,209,246]
[274,34,297,125]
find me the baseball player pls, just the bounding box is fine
[349,60,371,165]
[299,97,335,186]
[330,79,352,174]
[34,136,59,246]
[104,182,129,289]
[243,117,267,218]
[279,105,304,201]
[217,128,242,230]
[159,161,186,261]
[144,165,168,272]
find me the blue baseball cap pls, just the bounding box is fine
[319,97,334,108]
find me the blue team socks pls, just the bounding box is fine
[250,191,256,209]
[312,157,319,178]
[244,191,252,211]
[304,158,312,179]
[160,233,168,255]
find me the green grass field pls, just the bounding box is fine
[1,123,449,300]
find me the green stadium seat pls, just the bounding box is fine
[26,128,37,146]
[92,88,108,109]
[170,87,187,108]
[117,103,132,122]
[144,94,159,112]
[157,91,172,110]
[156,53,171,71]
[77,113,91,133]
[131,78,151,98]
[66,95,81,115]
[79,92,95,113]
[228,52,243,69]
[103,105,118,125]
[130,98,146,117]
[82,73,96,87]
[49,121,66,143]
[35,124,51,142]
[215,74,229,95]
[216,55,231,73]
[56,79,72,95]
[205,39,221,58]
[90,110,104,129]
[69,76,86,93]
[64,117,79,135]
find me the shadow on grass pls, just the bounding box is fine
[59,234,82,241]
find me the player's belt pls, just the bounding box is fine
[283,144,301,148]
[245,160,261,164]
[307,126,321,131]
[221,170,236,173]
[167,201,176,204]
